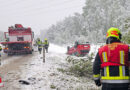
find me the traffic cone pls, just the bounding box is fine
[0,77,4,87]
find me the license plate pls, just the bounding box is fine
[84,46,88,47]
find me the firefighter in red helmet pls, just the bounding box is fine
[93,27,130,90]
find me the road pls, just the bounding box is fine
[0,44,99,90]
[0,53,35,90]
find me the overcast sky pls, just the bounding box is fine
[0,0,85,35]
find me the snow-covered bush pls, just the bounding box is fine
[122,31,130,44]
[66,56,93,78]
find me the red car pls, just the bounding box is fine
[67,41,90,56]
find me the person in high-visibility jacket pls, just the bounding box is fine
[43,38,49,53]
[0,46,2,57]
[37,39,42,54]
[0,46,2,65]
[93,27,130,90]
[0,46,2,52]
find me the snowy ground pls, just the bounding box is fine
[0,44,100,90]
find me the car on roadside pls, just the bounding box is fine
[67,41,90,57]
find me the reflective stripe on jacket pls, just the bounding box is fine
[43,41,49,45]
[38,45,43,48]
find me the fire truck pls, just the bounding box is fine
[1,24,34,55]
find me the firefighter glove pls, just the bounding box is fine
[94,79,101,86]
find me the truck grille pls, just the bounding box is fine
[10,44,25,50]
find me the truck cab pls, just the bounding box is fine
[1,24,34,55]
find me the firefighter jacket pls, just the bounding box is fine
[93,42,130,88]
[0,46,2,51]
[37,40,42,45]
[43,41,49,48]
[37,41,42,48]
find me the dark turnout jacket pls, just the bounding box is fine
[93,37,130,88]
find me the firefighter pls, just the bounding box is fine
[0,46,2,52]
[0,46,2,65]
[0,46,2,56]
[93,27,130,90]
[0,46,2,54]
[43,38,49,53]
[37,39,42,54]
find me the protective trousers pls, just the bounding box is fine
[102,85,129,90]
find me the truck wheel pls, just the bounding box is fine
[8,54,10,56]
[8,53,13,56]
[29,51,32,54]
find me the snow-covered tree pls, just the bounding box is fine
[83,0,130,43]
[40,0,130,45]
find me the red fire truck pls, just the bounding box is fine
[1,24,34,55]
[67,41,90,57]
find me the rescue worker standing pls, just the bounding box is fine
[0,46,2,51]
[0,46,2,56]
[0,46,2,65]
[37,39,42,54]
[43,38,49,53]
[93,27,130,90]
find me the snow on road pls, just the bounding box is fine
[49,44,67,54]
[17,44,73,90]
[0,44,99,90]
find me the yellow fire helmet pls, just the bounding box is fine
[106,27,121,40]
[44,38,47,41]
